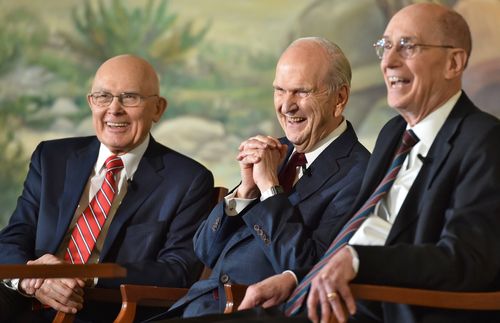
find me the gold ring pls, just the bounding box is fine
[327,292,337,301]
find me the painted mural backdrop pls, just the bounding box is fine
[1,0,499,227]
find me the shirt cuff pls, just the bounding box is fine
[2,279,34,298]
[224,189,255,216]
[346,245,360,275]
[282,270,298,286]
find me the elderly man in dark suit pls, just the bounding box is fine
[151,37,370,320]
[0,54,214,322]
[234,3,500,323]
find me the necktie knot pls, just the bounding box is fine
[399,129,419,153]
[279,152,307,193]
[289,152,307,168]
[104,155,124,175]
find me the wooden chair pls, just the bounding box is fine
[223,283,500,322]
[54,186,228,323]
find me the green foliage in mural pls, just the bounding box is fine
[61,0,209,75]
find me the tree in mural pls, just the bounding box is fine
[41,0,210,86]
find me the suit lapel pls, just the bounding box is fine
[292,122,360,202]
[350,118,406,215]
[100,138,165,258]
[54,139,99,252]
[386,93,472,243]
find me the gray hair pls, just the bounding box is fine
[289,37,352,93]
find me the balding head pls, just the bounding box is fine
[395,3,472,67]
[92,54,161,95]
[88,54,167,154]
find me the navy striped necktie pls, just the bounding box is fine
[285,129,419,316]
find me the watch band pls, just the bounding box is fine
[260,185,284,201]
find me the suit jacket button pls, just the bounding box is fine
[253,224,260,231]
[220,273,230,284]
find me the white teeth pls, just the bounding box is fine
[388,76,409,88]
[288,116,305,122]
[107,122,127,127]
[388,76,403,82]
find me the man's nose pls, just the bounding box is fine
[281,93,298,114]
[381,45,402,69]
[107,97,125,113]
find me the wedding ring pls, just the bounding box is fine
[327,291,338,301]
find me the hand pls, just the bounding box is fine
[34,277,85,313]
[238,271,296,310]
[20,254,62,295]
[307,247,357,323]
[237,135,287,197]
[20,253,86,313]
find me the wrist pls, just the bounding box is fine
[236,185,260,199]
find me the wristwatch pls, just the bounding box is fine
[260,185,284,200]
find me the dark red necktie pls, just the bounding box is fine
[64,155,124,264]
[278,152,307,193]
[285,129,419,315]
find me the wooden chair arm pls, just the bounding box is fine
[114,285,189,323]
[350,283,500,310]
[0,263,126,279]
[222,282,500,323]
[223,283,248,314]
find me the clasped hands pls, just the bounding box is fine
[236,135,288,199]
[19,254,86,314]
[239,247,357,323]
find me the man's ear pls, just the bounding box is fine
[334,85,349,118]
[445,48,467,80]
[153,97,167,123]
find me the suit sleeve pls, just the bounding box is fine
[193,197,257,268]
[353,124,500,291]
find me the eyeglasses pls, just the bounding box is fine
[88,92,158,107]
[373,37,455,60]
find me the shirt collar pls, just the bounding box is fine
[408,90,461,150]
[298,118,347,166]
[95,134,150,180]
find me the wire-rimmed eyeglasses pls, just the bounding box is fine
[373,37,455,60]
[88,92,158,107]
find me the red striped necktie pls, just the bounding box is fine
[64,155,124,264]
[285,129,419,316]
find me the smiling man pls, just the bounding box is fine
[150,37,370,320]
[0,54,214,322]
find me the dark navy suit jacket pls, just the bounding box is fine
[338,93,500,323]
[167,121,370,317]
[0,135,214,317]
